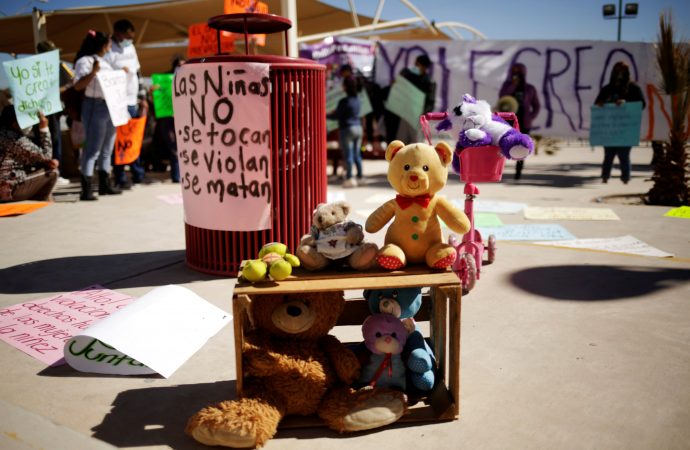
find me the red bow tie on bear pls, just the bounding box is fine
[395,194,432,210]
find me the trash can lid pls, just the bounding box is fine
[208,13,292,35]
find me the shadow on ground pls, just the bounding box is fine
[511,264,690,301]
[91,381,236,449]
[0,250,221,294]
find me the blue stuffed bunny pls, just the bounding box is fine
[363,288,436,391]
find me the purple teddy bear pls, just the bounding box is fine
[437,94,534,173]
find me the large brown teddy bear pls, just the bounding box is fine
[366,140,471,270]
[186,292,407,448]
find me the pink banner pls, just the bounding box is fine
[0,286,135,366]
[172,62,272,231]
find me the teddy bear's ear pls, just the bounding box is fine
[385,140,405,161]
[435,141,453,167]
[335,201,351,216]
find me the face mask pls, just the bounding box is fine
[120,39,133,48]
[410,66,421,76]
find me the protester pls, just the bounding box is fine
[152,57,185,182]
[594,61,645,184]
[106,19,150,189]
[0,108,59,202]
[498,63,541,180]
[73,30,122,200]
[328,76,363,188]
[388,54,435,144]
[36,40,74,186]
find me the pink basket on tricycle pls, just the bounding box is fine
[420,111,522,183]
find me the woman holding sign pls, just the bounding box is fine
[594,62,645,184]
[73,30,122,201]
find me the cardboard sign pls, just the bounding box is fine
[533,235,673,258]
[172,62,272,231]
[0,286,136,366]
[478,224,576,241]
[524,206,620,221]
[589,102,643,147]
[151,73,174,118]
[385,75,425,127]
[114,117,147,165]
[96,70,129,126]
[63,285,232,378]
[664,206,690,219]
[0,202,49,217]
[188,23,236,58]
[224,0,269,46]
[2,50,62,129]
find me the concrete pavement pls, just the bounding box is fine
[1,142,689,450]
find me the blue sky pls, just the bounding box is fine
[1,0,688,42]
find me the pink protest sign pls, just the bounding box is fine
[172,62,272,231]
[0,286,135,366]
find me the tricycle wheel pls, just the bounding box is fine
[486,234,497,264]
[461,252,477,295]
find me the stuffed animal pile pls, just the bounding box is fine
[365,140,470,270]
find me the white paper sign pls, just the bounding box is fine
[533,235,674,258]
[97,70,129,127]
[63,285,232,377]
[524,206,620,221]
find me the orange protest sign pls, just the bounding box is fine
[0,202,49,217]
[223,0,269,47]
[188,23,236,58]
[114,117,147,166]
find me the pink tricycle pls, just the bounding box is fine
[421,111,520,293]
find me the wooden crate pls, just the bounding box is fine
[232,266,462,426]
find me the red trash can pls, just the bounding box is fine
[177,13,327,275]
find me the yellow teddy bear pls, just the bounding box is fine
[365,140,471,270]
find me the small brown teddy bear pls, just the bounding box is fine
[296,201,378,271]
[366,140,471,270]
[186,292,407,448]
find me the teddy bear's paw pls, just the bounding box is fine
[186,399,281,448]
[410,371,435,391]
[509,146,531,160]
[407,348,433,373]
[377,255,405,270]
[431,252,457,269]
[340,389,407,432]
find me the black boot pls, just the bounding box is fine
[99,171,122,195]
[80,175,97,201]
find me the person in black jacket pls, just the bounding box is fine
[594,62,645,184]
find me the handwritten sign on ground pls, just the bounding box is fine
[114,116,147,165]
[151,73,174,118]
[474,213,504,228]
[2,50,62,129]
[188,23,236,58]
[0,202,49,217]
[471,200,528,214]
[664,206,690,219]
[172,62,272,231]
[64,285,231,377]
[157,193,184,205]
[478,224,576,241]
[524,206,620,221]
[589,102,643,147]
[385,74,425,127]
[97,70,129,126]
[0,286,135,366]
[533,235,673,258]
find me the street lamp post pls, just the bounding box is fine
[603,1,639,41]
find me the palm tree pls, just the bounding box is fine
[645,12,690,206]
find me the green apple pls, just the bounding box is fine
[284,253,300,267]
[242,259,267,282]
[259,242,287,258]
[269,259,292,281]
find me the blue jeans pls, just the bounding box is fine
[81,97,116,177]
[339,125,363,179]
[113,104,146,184]
[602,146,632,182]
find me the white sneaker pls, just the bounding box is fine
[56,177,70,186]
[343,178,358,188]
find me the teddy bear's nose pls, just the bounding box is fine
[384,336,392,343]
[410,175,418,182]
[287,305,302,317]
